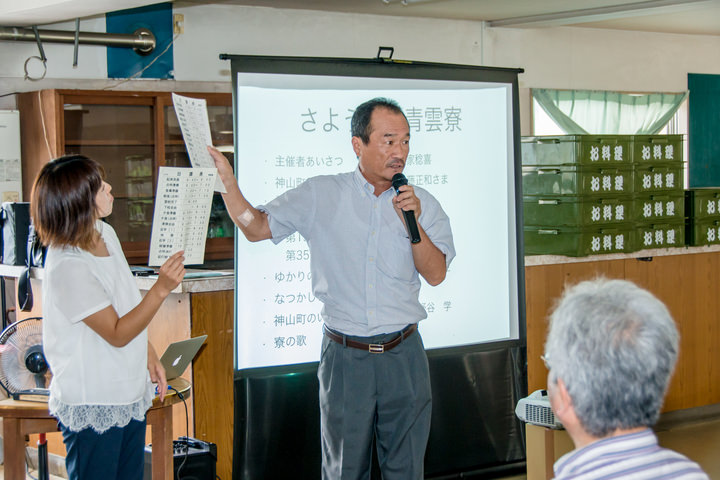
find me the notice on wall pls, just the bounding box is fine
[0,111,22,202]
[171,93,226,193]
[148,167,217,266]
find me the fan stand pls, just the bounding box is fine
[37,433,49,480]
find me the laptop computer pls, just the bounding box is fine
[159,335,208,380]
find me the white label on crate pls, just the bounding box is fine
[654,173,663,188]
[603,234,612,250]
[616,205,625,220]
[603,175,612,191]
[644,232,653,246]
[655,230,664,244]
[667,229,676,244]
[708,228,716,242]
[590,146,600,161]
[642,146,651,160]
[615,176,624,191]
[665,145,674,160]
[655,201,663,217]
[666,173,675,188]
[708,200,716,215]
[643,203,652,218]
[592,236,601,252]
[614,146,624,162]
[667,201,675,216]
[654,144,663,160]
[591,177,601,192]
[592,206,601,221]
[643,174,652,189]
[604,205,612,220]
[602,145,611,161]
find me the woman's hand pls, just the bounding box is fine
[148,342,167,402]
[155,250,186,297]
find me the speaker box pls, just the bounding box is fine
[143,437,217,480]
[1,202,30,266]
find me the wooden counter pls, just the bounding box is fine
[525,244,720,413]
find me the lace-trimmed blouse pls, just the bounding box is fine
[42,221,153,433]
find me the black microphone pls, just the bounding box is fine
[391,173,421,244]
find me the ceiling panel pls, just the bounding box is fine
[1,0,718,36]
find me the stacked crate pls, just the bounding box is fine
[685,188,720,246]
[631,135,685,250]
[522,135,635,256]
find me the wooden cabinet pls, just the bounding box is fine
[17,89,235,265]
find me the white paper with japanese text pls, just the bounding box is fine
[171,93,226,193]
[148,167,217,266]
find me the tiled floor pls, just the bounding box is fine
[2,417,719,479]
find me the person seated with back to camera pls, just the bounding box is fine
[543,277,709,479]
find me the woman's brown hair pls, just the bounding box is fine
[30,155,106,250]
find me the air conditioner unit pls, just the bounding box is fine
[515,389,563,429]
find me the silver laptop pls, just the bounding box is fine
[159,335,208,380]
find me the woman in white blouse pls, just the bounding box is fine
[31,155,186,480]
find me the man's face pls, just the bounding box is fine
[353,107,410,189]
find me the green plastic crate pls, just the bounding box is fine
[522,166,632,196]
[685,188,720,219]
[631,135,683,164]
[686,218,720,246]
[523,195,633,226]
[633,193,684,222]
[633,164,683,193]
[524,224,635,257]
[521,135,632,166]
[633,221,685,250]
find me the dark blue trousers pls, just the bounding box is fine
[59,418,146,480]
[318,327,432,480]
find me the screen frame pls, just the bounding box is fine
[221,54,527,373]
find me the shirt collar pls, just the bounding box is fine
[353,166,395,198]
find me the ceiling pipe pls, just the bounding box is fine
[0,26,156,55]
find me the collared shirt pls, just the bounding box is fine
[258,167,455,337]
[553,429,709,479]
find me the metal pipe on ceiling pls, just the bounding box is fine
[0,26,156,54]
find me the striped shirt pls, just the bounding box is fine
[553,429,708,479]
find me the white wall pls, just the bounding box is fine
[1,4,719,128]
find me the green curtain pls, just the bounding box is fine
[533,88,688,135]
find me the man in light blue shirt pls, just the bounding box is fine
[209,97,455,479]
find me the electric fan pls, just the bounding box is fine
[0,317,51,402]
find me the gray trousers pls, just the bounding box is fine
[318,326,432,480]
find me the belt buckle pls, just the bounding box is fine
[368,343,384,353]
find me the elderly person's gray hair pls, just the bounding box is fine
[544,278,679,438]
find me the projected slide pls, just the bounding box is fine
[234,73,520,370]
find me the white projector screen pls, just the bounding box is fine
[229,59,523,370]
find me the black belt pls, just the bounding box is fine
[323,324,417,353]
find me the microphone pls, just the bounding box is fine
[391,173,421,244]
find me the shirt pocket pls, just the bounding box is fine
[376,219,416,283]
